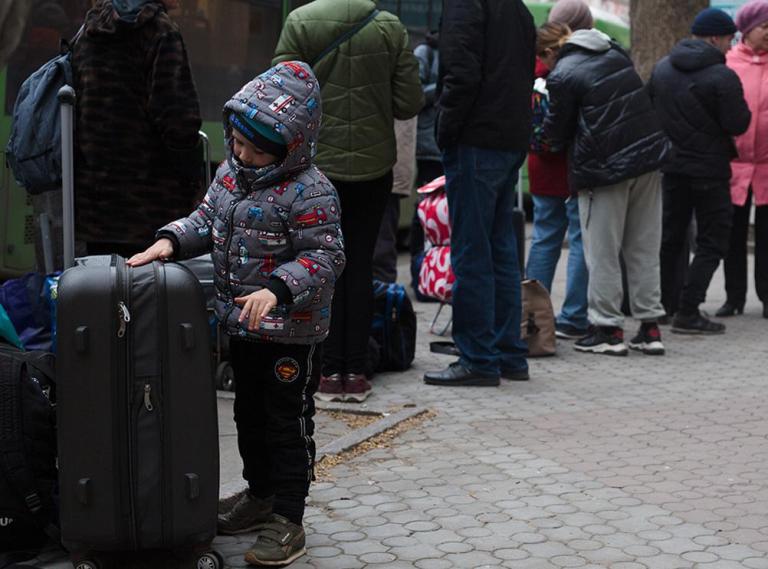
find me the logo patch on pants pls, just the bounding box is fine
[274,357,301,382]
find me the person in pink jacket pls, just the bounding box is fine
[720,0,768,319]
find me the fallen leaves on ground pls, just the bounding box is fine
[315,409,437,481]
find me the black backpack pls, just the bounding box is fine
[0,343,57,563]
[370,281,417,372]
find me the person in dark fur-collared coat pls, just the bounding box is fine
[71,0,201,255]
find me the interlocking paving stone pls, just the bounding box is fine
[37,251,768,568]
[413,559,453,569]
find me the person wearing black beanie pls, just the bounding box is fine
[649,7,752,334]
[691,7,738,38]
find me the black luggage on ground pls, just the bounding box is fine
[0,344,57,560]
[371,281,416,372]
[29,82,221,568]
[55,256,220,565]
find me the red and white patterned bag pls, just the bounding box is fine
[418,245,454,303]
[416,176,455,302]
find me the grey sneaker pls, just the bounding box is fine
[217,491,273,535]
[243,514,306,566]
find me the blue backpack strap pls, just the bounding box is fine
[394,284,405,313]
[383,284,396,344]
[311,9,380,67]
[374,280,388,298]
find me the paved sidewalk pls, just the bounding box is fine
[40,245,768,568]
[220,249,768,569]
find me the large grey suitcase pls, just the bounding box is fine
[54,89,221,568]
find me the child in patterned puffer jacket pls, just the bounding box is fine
[128,60,345,567]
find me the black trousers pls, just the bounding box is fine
[723,189,768,305]
[323,172,393,376]
[372,194,401,283]
[660,174,732,316]
[230,338,320,525]
[659,222,696,316]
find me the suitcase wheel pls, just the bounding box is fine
[196,551,223,569]
[216,361,235,392]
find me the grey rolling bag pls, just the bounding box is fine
[54,88,221,569]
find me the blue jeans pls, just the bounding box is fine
[443,144,527,375]
[526,194,589,330]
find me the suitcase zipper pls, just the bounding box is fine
[117,302,130,338]
[154,261,171,546]
[118,259,139,549]
[143,384,154,412]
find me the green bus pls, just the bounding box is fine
[0,0,628,278]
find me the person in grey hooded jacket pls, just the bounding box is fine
[545,28,670,357]
[128,60,345,566]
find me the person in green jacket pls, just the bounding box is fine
[274,0,423,403]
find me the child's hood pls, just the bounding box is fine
[223,61,322,187]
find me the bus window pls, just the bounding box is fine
[4,0,84,115]
[377,0,439,46]
[174,0,285,121]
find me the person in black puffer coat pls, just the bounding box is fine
[544,28,670,357]
[649,8,751,335]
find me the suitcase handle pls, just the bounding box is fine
[185,473,200,500]
[58,85,76,270]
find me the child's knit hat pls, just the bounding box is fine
[229,112,288,161]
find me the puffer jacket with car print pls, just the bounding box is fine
[159,61,345,344]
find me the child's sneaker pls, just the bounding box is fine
[315,373,344,402]
[574,326,628,356]
[244,513,306,566]
[219,488,248,515]
[628,322,665,355]
[218,491,273,535]
[344,373,372,403]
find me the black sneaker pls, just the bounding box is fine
[671,311,725,335]
[574,326,628,356]
[555,323,590,340]
[218,491,273,535]
[628,323,665,355]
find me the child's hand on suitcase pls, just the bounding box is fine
[235,290,278,331]
[126,238,174,267]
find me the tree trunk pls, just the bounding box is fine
[630,0,710,81]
